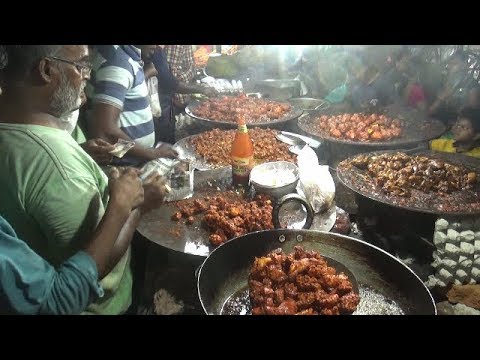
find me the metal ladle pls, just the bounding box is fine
[275,132,310,155]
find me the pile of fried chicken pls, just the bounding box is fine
[172,192,274,247]
[311,113,402,141]
[249,246,360,315]
[348,152,477,197]
[190,128,296,166]
[192,94,292,123]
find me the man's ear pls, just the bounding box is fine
[37,58,54,84]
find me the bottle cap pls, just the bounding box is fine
[236,115,246,125]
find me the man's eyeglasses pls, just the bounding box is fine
[47,56,92,76]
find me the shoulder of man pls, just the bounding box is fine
[92,45,136,74]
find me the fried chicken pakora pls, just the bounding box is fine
[249,246,360,315]
[190,128,296,166]
[192,94,292,124]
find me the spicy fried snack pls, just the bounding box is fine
[249,246,360,315]
[190,128,296,166]
[310,113,402,142]
[172,192,274,247]
[191,94,292,124]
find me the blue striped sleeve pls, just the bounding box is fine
[120,119,155,140]
[91,63,134,110]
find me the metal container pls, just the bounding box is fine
[250,161,299,199]
[288,97,330,112]
[197,230,437,315]
[253,79,302,101]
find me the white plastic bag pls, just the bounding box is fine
[297,146,335,213]
[147,76,162,117]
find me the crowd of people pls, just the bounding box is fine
[0,45,479,315]
[301,46,480,158]
[0,45,216,315]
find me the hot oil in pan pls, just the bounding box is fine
[355,284,404,315]
[221,287,251,315]
[220,284,404,315]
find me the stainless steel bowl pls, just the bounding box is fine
[250,161,299,199]
[288,97,330,112]
[253,79,302,101]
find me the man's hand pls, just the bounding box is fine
[108,167,144,212]
[201,86,219,98]
[141,173,168,214]
[151,143,178,159]
[144,62,158,80]
[80,138,115,165]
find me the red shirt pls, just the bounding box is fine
[406,83,426,108]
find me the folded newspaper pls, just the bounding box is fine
[140,158,194,202]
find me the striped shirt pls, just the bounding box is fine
[85,45,155,157]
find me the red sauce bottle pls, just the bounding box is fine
[231,115,254,187]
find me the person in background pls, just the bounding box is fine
[393,49,428,111]
[425,85,480,146]
[164,45,195,114]
[466,85,480,110]
[430,107,480,158]
[149,45,217,144]
[0,168,145,315]
[85,45,177,167]
[0,45,167,315]
[428,50,476,125]
[345,61,382,111]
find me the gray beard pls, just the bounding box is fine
[50,67,83,118]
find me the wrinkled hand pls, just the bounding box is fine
[201,86,219,98]
[108,167,144,211]
[152,143,178,159]
[81,138,115,165]
[141,173,168,214]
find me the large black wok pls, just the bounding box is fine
[296,104,446,167]
[337,149,480,216]
[197,230,436,315]
[297,105,446,148]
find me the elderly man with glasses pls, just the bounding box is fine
[0,45,168,315]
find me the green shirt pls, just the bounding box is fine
[0,123,132,315]
[71,124,87,144]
